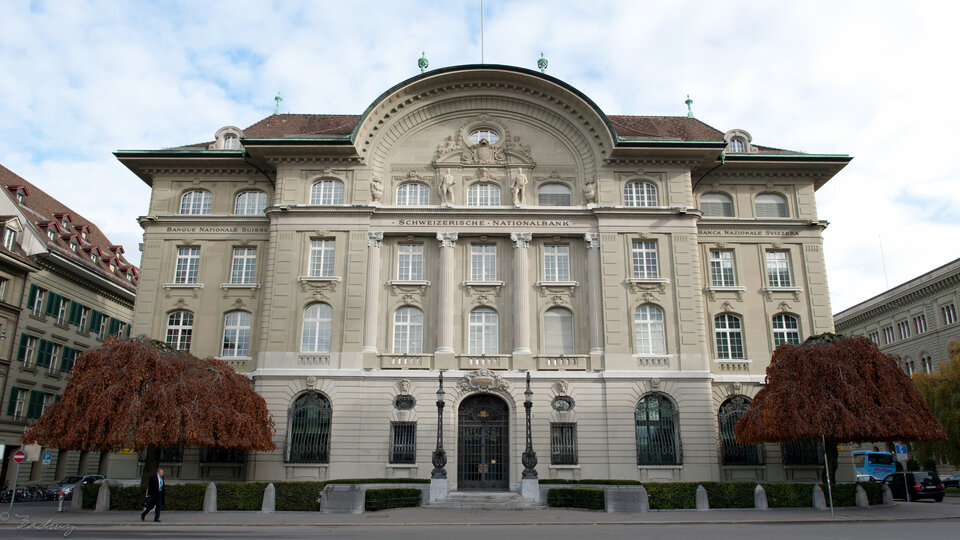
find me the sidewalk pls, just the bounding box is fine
[1,499,959,529]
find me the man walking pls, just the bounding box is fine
[141,468,164,522]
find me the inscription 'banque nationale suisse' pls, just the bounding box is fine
[165,226,269,233]
[394,219,574,227]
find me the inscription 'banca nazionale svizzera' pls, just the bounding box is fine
[394,219,574,227]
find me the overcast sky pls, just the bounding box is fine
[1,0,957,313]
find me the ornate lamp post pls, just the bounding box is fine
[521,371,538,479]
[431,372,447,479]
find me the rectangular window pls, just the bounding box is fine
[29,286,45,317]
[26,390,45,419]
[97,316,108,340]
[470,244,497,281]
[397,244,424,280]
[550,423,578,465]
[78,307,89,333]
[710,250,736,287]
[868,331,880,345]
[0,278,7,302]
[896,321,910,340]
[943,303,958,325]
[7,387,25,420]
[41,393,55,415]
[765,251,793,287]
[48,343,61,373]
[229,247,257,284]
[913,314,927,335]
[543,245,570,282]
[390,421,417,464]
[174,247,201,284]
[631,240,659,279]
[308,239,335,277]
[56,297,70,326]
[882,326,895,345]
[17,334,38,368]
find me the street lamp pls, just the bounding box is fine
[522,371,538,478]
[431,372,447,479]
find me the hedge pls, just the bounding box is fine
[364,488,422,511]
[540,479,642,485]
[547,488,605,510]
[217,482,267,511]
[274,481,323,511]
[82,483,99,509]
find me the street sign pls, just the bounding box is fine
[42,452,52,465]
[895,444,908,461]
[12,450,25,463]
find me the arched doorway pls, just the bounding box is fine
[457,394,509,490]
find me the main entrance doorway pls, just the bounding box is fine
[457,394,509,490]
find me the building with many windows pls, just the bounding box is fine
[0,164,137,486]
[116,65,850,487]
[834,257,960,376]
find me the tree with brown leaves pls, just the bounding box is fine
[912,341,960,468]
[22,337,275,486]
[735,334,946,482]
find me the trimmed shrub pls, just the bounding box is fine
[645,482,698,510]
[326,478,430,485]
[82,482,99,509]
[540,479,642,485]
[860,481,883,505]
[364,488,421,511]
[761,483,814,508]
[274,481,323,511]
[217,481,268,511]
[546,488,604,510]
[700,482,756,509]
[163,483,206,511]
[110,486,147,510]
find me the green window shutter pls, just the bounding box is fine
[69,301,82,325]
[6,387,19,416]
[89,310,102,332]
[36,340,50,368]
[61,348,75,372]
[45,293,57,316]
[27,391,43,418]
[26,285,37,309]
[108,318,120,336]
[126,324,131,337]
[17,334,28,362]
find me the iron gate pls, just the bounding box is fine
[458,394,509,489]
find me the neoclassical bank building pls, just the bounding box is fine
[117,65,850,488]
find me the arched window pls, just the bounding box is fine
[221,311,252,357]
[180,190,212,215]
[634,305,666,355]
[467,184,500,206]
[718,396,761,465]
[538,184,571,206]
[287,392,331,463]
[714,314,744,360]
[728,137,746,153]
[310,180,344,205]
[468,129,500,144]
[635,393,680,465]
[755,193,788,218]
[921,355,934,373]
[393,307,424,354]
[624,182,658,207]
[301,303,333,353]
[234,191,267,215]
[468,307,498,354]
[772,314,801,347]
[701,193,733,217]
[165,311,193,351]
[396,183,430,205]
[905,358,915,377]
[544,308,574,354]
[223,134,239,150]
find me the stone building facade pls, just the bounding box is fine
[117,65,851,487]
[0,164,137,486]
[834,257,960,375]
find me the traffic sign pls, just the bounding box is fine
[42,452,52,465]
[12,450,25,463]
[895,444,908,461]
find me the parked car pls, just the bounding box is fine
[943,474,960,489]
[51,474,104,500]
[882,471,945,502]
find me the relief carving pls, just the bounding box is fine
[456,368,511,393]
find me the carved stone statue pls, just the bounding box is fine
[439,168,455,206]
[370,176,383,203]
[583,177,596,204]
[512,167,528,206]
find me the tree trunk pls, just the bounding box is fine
[140,445,161,488]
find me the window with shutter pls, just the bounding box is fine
[543,308,574,354]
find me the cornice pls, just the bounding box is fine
[603,158,703,167]
[35,255,135,308]
[708,171,823,180]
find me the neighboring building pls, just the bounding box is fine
[834,257,960,376]
[117,65,850,487]
[0,164,137,486]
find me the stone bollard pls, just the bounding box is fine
[262,483,275,513]
[855,485,869,507]
[203,482,217,513]
[754,484,768,510]
[881,484,894,505]
[812,485,826,510]
[695,485,709,511]
[94,483,110,512]
[70,483,84,511]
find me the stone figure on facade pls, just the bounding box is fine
[370,176,383,203]
[439,168,455,206]
[512,167,528,206]
[583,177,597,205]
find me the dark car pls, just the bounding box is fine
[882,471,945,502]
[943,474,960,489]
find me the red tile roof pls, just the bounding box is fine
[0,163,138,291]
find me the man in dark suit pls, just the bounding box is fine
[140,468,164,522]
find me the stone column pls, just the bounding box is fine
[362,232,383,368]
[511,233,533,368]
[585,233,604,368]
[435,233,458,369]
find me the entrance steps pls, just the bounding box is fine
[427,490,541,510]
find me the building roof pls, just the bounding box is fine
[0,163,138,292]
